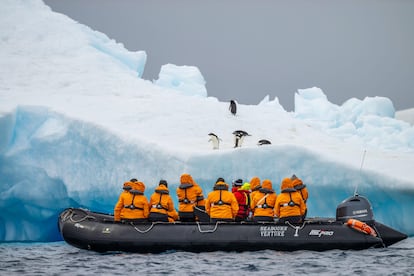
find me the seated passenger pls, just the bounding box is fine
[249,176,262,202]
[232,179,251,222]
[274,177,306,224]
[250,179,277,222]
[114,180,149,223]
[205,178,239,223]
[291,174,308,219]
[148,180,176,222]
[241,182,252,219]
[176,173,203,222]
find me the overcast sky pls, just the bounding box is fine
[44,0,414,111]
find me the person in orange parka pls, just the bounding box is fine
[176,173,203,222]
[205,178,239,223]
[291,174,309,219]
[274,177,306,224]
[148,180,176,222]
[114,180,149,223]
[250,179,277,222]
[249,176,261,201]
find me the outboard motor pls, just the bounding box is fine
[336,194,374,223]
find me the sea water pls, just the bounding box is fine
[1,238,413,275]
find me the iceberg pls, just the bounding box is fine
[1,0,414,242]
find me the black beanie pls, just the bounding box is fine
[216,177,225,183]
[233,179,243,186]
[159,179,168,187]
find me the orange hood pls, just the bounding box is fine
[292,178,303,187]
[123,181,133,190]
[261,179,273,190]
[280,177,293,190]
[132,181,145,193]
[155,183,169,194]
[250,177,261,191]
[214,181,229,190]
[180,173,194,184]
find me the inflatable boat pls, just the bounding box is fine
[58,195,407,253]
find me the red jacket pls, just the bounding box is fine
[232,187,251,219]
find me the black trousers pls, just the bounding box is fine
[179,211,195,222]
[253,216,274,222]
[194,206,210,222]
[148,212,168,222]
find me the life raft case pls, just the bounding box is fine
[336,194,374,223]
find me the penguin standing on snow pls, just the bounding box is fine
[229,100,237,115]
[232,130,251,148]
[257,139,272,146]
[208,133,221,150]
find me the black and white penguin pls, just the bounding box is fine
[208,132,221,150]
[229,100,237,115]
[257,139,272,146]
[232,130,250,148]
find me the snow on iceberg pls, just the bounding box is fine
[294,87,413,151]
[154,63,207,97]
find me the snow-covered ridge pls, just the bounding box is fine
[0,0,413,242]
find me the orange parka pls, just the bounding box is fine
[193,181,206,208]
[149,184,176,216]
[274,178,306,219]
[176,174,203,212]
[114,181,149,221]
[205,181,239,219]
[250,179,277,218]
[292,178,309,203]
[168,208,179,222]
[249,176,262,203]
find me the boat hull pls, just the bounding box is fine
[58,208,407,253]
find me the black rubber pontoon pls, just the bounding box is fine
[58,195,407,253]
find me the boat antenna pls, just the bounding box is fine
[354,149,367,196]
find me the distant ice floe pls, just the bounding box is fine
[153,63,207,97]
[294,87,414,151]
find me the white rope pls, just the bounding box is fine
[59,209,73,222]
[60,208,96,223]
[285,221,308,237]
[69,212,96,223]
[132,222,156,233]
[196,221,220,233]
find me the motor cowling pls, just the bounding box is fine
[336,194,374,223]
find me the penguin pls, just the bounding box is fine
[208,132,221,150]
[232,130,251,148]
[229,100,237,115]
[257,139,272,146]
